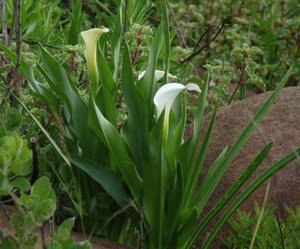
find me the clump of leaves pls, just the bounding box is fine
[0,131,32,195]
[224,203,300,248]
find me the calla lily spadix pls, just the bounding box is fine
[81,28,109,95]
[154,83,200,143]
[138,69,177,81]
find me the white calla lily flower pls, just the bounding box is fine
[154,83,200,143]
[138,70,176,81]
[81,28,109,94]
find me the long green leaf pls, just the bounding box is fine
[38,46,100,159]
[143,113,168,248]
[89,98,142,202]
[97,45,116,95]
[137,22,164,119]
[121,45,149,175]
[161,0,170,83]
[183,109,217,208]
[183,72,209,181]
[112,6,122,80]
[69,155,130,207]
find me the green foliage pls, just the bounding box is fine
[47,218,93,249]
[225,204,300,249]
[167,0,300,106]
[2,0,64,43]
[0,1,300,248]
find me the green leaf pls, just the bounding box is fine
[95,86,117,126]
[112,7,122,80]
[0,236,19,249]
[10,177,31,192]
[193,146,228,213]
[97,45,116,95]
[143,113,169,248]
[121,45,149,174]
[38,46,100,159]
[31,176,56,203]
[89,98,142,202]
[5,108,23,129]
[69,155,131,208]
[183,108,217,208]
[137,22,164,119]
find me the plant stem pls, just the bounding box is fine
[249,180,270,249]
[0,0,9,45]
[227,62,247,104]
[167,1,187,48]
[180,19,226,64]
[30,138,39,184]
[275,209,285,249]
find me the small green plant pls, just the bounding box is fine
[0,127,92,248]
[224,204,300,249]
[0,176,93,249]
[0,131,32,196]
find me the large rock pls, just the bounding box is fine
[191,87,300,246]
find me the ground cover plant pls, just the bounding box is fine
[0,0,300,249]
[225,204,300,249]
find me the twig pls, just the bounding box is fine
[10,0,21,107]
[0,35,62,49]
[275,209,285,249]
[0,0,9,45]
[167,1,187,48]
[38,115,54,136]
[227,62,247,105]
[40,223,46,249]
[15,0,21,68]
[0,85,10,110]
[180,19,227,64]
[193,25,219,52]
[30,137,39,184]
[123,0,129,35]
[0,201,10,221]
[139,211,145,249]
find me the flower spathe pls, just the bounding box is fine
[81,28,109,94]
[138,70,176,81]
[154,83,200,143]
[154,83,200,118]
